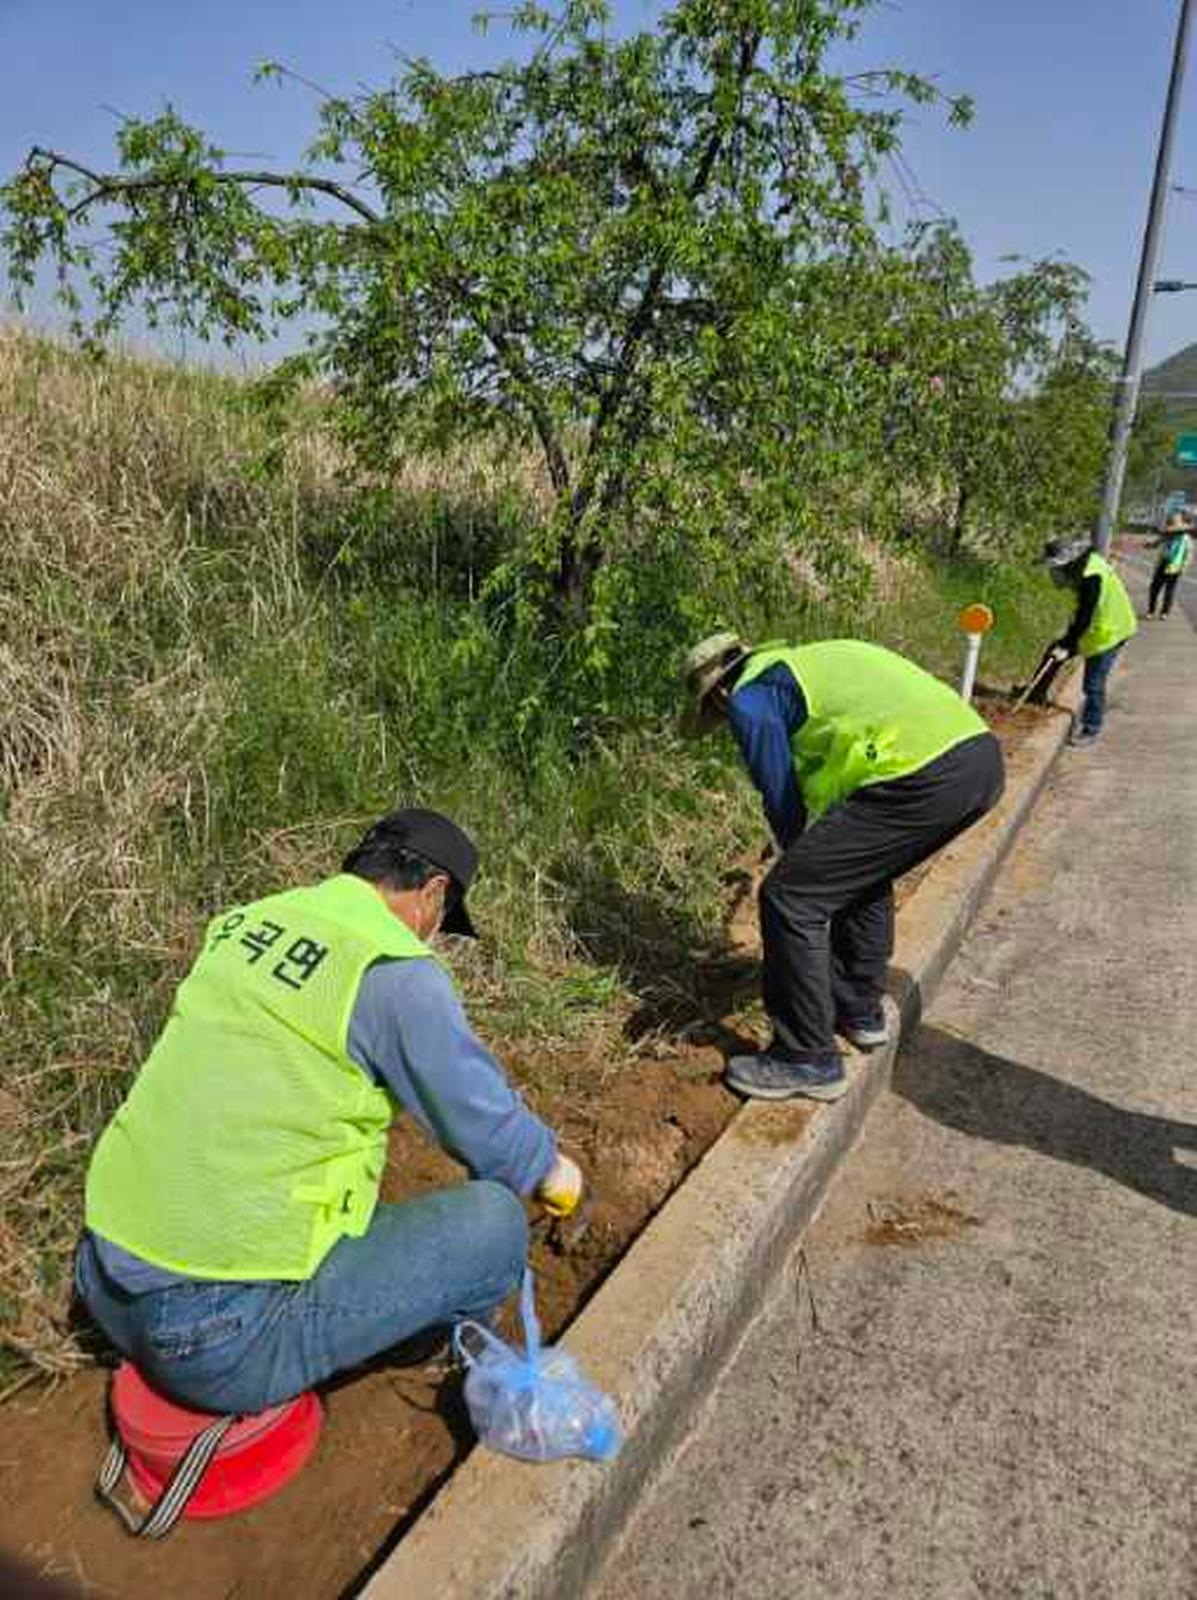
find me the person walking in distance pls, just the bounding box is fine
[682,635,1004,1104]
[1147,514,1192,619]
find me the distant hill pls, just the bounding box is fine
[1142,342,1197,398]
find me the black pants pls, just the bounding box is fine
[1148,561,1180,616]
[759,733,1005,1062]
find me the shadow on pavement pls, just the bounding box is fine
[894,1025,1197,1218]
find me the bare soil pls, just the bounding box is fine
[0,699,1045,1600]
[0,1048,737,1600]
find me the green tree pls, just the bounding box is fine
[876,224,1105,551]
[995,332,1115,540]
[875,224,1008,544]
[3,0,970,628]
[1123,395,1177,508]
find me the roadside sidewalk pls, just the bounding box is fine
[593,593,1197,1597]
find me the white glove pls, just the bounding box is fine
[536,1152,584,1218]
[1048,644,1070,665]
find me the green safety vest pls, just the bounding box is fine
[86,874,431,1281]
[1164,533,1192,575]
[1077,552,1137,659]
[736,641,988,823]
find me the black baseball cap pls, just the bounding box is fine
[344,808,480,937]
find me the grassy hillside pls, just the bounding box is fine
[0,328,1069,1380]
[1143,341,1197,397]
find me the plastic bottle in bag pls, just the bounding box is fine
[454,1270,623,1464]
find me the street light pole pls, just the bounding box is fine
[1095,0,1195,554]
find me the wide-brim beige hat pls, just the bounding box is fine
[681,631,750,735]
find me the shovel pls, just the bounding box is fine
[1010,651,1062,713]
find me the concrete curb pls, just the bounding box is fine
[363,689,1079,1600]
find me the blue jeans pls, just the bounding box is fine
[1081,643,1125,735]
[75,1182,527,1415]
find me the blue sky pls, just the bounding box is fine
[3,0,1196,367]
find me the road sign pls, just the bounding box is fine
[1174,434,1197,468]
[956,603,994,704]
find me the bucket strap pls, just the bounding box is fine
[96,1412,239,1539]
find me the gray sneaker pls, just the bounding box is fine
[725,1051,848,1102]
[1068,727,1101,747]
[837,1014,890,1050]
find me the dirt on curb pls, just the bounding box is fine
[0,699,1051,1600]
[863,1191,983,1246]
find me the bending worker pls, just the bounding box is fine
[75,808,582,1415]
[1147,513,1192,620]
[683,635,1004,1103]
[1033,537,1137,744]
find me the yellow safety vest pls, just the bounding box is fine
[736,641,988,822]
[1164,533,1192,576]
[1077,552,1137,658]
[86,874,431,1281]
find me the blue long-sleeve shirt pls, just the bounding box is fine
[92,957,555,1292]
[726,663,808,846]
[348,958,554,1189]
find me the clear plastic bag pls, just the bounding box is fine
[453,1270,623,1464]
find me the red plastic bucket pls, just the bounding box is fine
[111,1363,322,1520]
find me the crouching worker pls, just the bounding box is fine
[1032,537,1137,745]
[682,635,1004,1104]
[75,808,582,1415]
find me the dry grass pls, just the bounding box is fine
[0,330,560,1375]
[1,336,237,1372]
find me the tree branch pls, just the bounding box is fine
[439,249,571,493]
[572,27,762,528]
[482,318,572,494]
[29,146,383,226]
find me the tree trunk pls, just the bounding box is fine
[555,534,585,610]
[553,521,601,615]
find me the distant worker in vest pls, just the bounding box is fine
[1032,536,1138,745]
[76,808,583,1415]
[681,636,1004,1104]
[1146,513,1192,619]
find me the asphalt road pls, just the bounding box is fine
[593,582,1197,1599]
